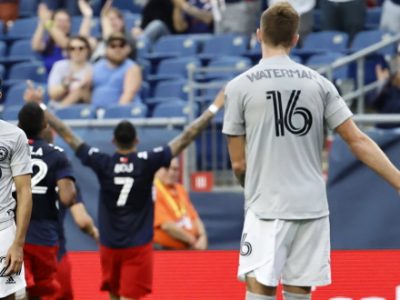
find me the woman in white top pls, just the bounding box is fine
[47,36,93,108]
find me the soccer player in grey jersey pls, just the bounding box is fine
[223,3,400,300]
[0,85,32,300]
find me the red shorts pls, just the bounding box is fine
[100,243,153,299]
[24,243,60,297]
[42,254,73,300]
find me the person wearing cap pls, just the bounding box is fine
[90,32,142,108]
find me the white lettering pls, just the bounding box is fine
[114,163,134,173]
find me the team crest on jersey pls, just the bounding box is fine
[0,146,9,161]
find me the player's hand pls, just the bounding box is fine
[78,0,93,18]
[4,243,23,276]
[24,80,44,103]
[91,226,100,244]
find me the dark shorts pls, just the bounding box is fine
[100,243,153,299]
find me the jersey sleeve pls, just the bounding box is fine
[55,152,75,182]
[222,80,246,136]
[323,78,353,129]
[10,130,32,177]
[76,143,110,175]
[141,146,172,174]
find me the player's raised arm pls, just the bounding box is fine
[168,89,224,157]
[24,81,84,151]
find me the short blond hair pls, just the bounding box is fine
[260,2,299,48]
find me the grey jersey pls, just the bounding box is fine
[0,120,32,231]
[222,55,352,219]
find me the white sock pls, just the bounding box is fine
[246,291,276,300]
[282,291,311,300]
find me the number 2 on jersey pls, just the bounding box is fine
[114,177,134,207]
[266,90,313,137]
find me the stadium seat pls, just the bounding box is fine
[123,12,141,31]
[365,7,382,30]
[198,34,250,61]
[0,41,6,57]
[152,100,198,118]
[144,35,199,61]
[2,105,22,121]
[307,52,349,81]
[103,102,148,119]
[6,61,47,85]
[4,81,48,106]
[6,17,38,40]
[200,56,252,81]
[112,0,143,13]
[136,37,152,59]
[0,39,40,65]
[243,41,261,63]
[197,80,225,103]
[0,64,5,81]
[349,30,396,56]
[19,0,38,17]
[147,56,201,82]
[294,31,349,58]
[148,80,190,102]
[54,104,96,120]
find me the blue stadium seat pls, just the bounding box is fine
[139,80,150,101]
[123,12,141,31]
[54,104,96,120]
[136,37,152,59]
[6,17,38,40]
[152,100,198,118]
[0,64,5,81]
[6,61,47,85]
[4,81,48,106]
[19,0,38,17]
[197,81,224,103]
[200,56,252,81]
[0,41,6,57]
[198,35,250,61]
[293,31,349,58]
[0,39,40,65]
[147,56,201,82]
[349,30,396,56]
[306,52,348,81]
[71,16,101,37]
[365,7,382,30]
[243,41,261,63]
[0,22,5,40]
[2,105,22,121]
[112,0,143,13]
[148,80,190,102]
[144,35,199,61]
[103,102,148,119]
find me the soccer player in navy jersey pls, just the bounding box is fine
[17,103,77,300]
[26,87,224,300]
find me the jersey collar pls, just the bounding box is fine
[259,55,293,65]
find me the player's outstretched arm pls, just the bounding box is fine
[336,118,400,192]
[168,89,224,157]
[70,202,99,243]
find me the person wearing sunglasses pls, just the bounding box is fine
[90,32,142,108]
[47,36,93,108]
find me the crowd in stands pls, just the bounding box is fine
[0,0,399,121]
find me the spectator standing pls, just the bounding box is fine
[320,0,366,43]
[213,0,261,36]
[25,88,224,300]
[153,158,208,250]
[91,33,142,108]
[380,0,400,33]
[47,36,92,108]
[0,82,32,300]
[17,103,76,299]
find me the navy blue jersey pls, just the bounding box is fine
[58,186,83,260]
[26,138,75,246]
[76,143,172,248]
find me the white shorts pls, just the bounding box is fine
[0,223,26,298]
[238,209,331,287]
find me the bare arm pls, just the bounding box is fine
[100,0,114,40]
[44,109,84,151]
[57,178,77,207]
[160,221,197,246]
[172,4,188,33]
[5,174,32,275]
[118,64,142,105]
[226,135,246,187]
[70,202,99,242]
[336,118,400,191]
[31,22,46,52]
[78,0,93,37]
[191,218,207,250]
[181,1,213,24]
[168,89,224,157]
